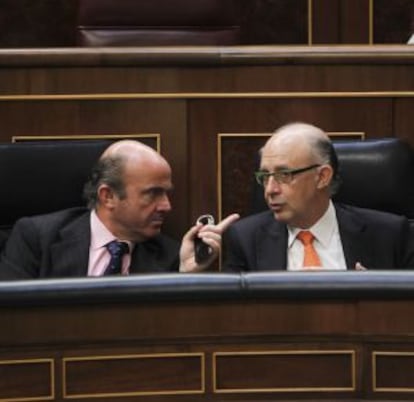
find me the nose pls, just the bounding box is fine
[264,175,282,196]
[158,193,172,212]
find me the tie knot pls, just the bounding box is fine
[297,230,315,246]
[106,240,129,258]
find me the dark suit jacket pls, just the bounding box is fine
[0,207,180,280]
[223,203,414,271]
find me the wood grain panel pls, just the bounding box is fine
[3,276,414,401]
[0,99,189,237]
[374,0,413,43]
[0,0,78,48]
[0,0,412,47]
[64,353,204,398]
[340,0,371,44]
[0,359,54,400]
[214,351,355,392]
[313,0,370,44]
[239,0,308,45]
[189,97,392,219]
[394,98,414,148]
[2,63,414,95]
[0,49,412,245]
[312,0,341,44]
[359,301,414,334]
[0,300,357,345]
[374,352,414,391]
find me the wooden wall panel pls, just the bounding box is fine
[0,99,189,237]
[341,0,371,44]
[0,359,54,400]
[394,98,414,146]
[214,351,355,392]
[64,354,203,398]
[0,48,412,241]
[1,62,413,96]
[0,0,78,48]
[239,0,308,44]
[0,0,413,47]
[374,0,414,43]
[4,273,414,401]
[312,0,341,44]
[374,352,414,391]
[189,97,394,219]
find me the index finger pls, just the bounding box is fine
[214,213,240,232]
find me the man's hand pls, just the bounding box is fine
[179,213,240,273]
[355,262,367,270]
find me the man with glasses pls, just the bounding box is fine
[223,122,414,271]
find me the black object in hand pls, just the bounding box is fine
[195,214,214,263]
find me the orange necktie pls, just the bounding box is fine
[296,230,321,268]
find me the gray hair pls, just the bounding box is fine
[83,155,127,209]
[309,134,341,195]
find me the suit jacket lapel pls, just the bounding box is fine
[256,215,287,270]
[336,205,372,270]
[129,237,179,273]
[50,212,91,277]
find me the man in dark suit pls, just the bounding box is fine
[223,122,414,271]
[0,140,239,279]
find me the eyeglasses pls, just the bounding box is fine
[255,164,321,186]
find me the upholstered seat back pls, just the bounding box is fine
[0,141,111,235]
[332,138,414,219]
[77,0,241,46]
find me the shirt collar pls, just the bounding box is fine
[288,201,337,248]
[90,210,134,251]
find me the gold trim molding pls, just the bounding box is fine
[0,358,55,402]
[212,350,356,393]
[0,91,414,102]
[369,0,374,45]
[308,0,313,45]
[11,133,161,153]
[62,352,205,399]
[373,351,414,392]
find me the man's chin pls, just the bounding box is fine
[148,223,163,236]
[272,210,290,224]
[133,226,162,242]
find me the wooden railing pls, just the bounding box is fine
[1,271,414,401]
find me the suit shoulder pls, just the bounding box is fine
[335,203,408,225]
[144,233,180,253]
[14,207,89,232]
[230,210,274,231]
[157,233,180,249]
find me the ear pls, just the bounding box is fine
[316,165,333,190]
[97,184,118,208]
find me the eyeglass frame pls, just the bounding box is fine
[254,164,321,186]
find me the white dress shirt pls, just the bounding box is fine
[287,201,347,271]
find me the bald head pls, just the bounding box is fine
[83,140,171,209]
[262,122,340,195]
[101,140,167,166]
[264,122,330,161]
